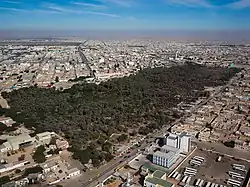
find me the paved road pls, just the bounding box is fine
[65,70,242,187]
[78,45,95,78]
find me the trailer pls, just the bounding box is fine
[194,156,205,160]
[184,171,196,175]
[176,174,182,181]
[182,175,188,183]
[187,176,192,184]
[185,170,197,174]
[199,180,204,187]
[194,179,201,186]
[228,178,241,184]
[184,170,197,174]
[228,171,242,176]
[186,167,197,171]
[231,175,245,180]
[193,156,205,162]
[184,172,196,176]
[170,172,176,178]
[173,172,178,179]
[190,160,202,165]
[205,182,211,187]
[232,164,245,169]
[227,180,241,187]
[233,167,247,173]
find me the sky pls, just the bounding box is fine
[0,0,250,31]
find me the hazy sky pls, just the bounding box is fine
[0,0,250,30]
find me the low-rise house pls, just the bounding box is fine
[3,178,29,187]
[40,160,58,174]
[67,168,81,178]
[56,139,69,150]
[144,170,175,187]
[0,160,30,174]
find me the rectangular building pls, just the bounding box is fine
[144,170,174,187]
[6,134,34,151]
[153,146,180,168]
[164,132,191,153]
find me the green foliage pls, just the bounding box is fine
[68,76,91,82]
[117,134,128,142]
[0,122,8,132]
[1,65,240,165]
[55,76,59,83]
[102,141,113,153]
[32,145,46,163]
[224,141,235,148]
[23,166,43,176]
[0,176,10,185]
[15,169,22,174]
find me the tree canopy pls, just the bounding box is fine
[1,64,240,165]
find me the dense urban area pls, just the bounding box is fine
[0,39,250,187]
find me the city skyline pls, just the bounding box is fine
[0,0,250,30]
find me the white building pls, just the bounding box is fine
[67,168,81,178]
[152,146,180,168]
[0,134,34,153]
[164,132,191,153]
[35,132,53,145]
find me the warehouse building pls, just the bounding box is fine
[0,134,34,153]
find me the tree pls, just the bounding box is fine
[0,176,10,185]
[0,122,8,132]
[15,169,22,174]
[224,141,235,148]
[32,145,46,163]
[55,76,59,83]
[117,134,128,142]
[102,141,113,153]
[18,154,25,161]
[0,64,240,166]
[23,166,43,176]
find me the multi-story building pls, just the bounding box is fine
[152,146,180,168]
[164,132,191,153]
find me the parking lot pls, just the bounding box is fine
[169,148,250,187]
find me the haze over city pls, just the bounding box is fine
[0,0,250,40]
